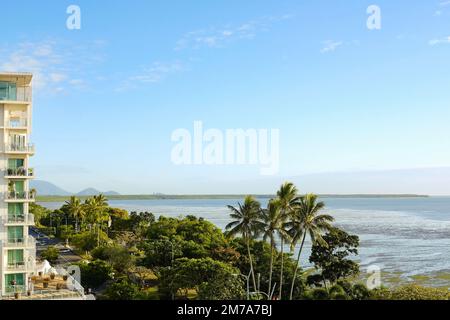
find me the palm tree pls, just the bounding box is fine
[93,194,110,228]
[287,193,334,300]
[225,195,264,293]
[261,199,282,298]
[275,182,300,300]
[64,196,84,232]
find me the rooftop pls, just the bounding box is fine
[0,72,33,86]
[1,274,86,300]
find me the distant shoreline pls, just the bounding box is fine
[36,194,430,202]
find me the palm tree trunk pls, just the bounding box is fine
[289,232,307,300]
[279,237,284,300]
[246,239,257,293]
[268,236,274,298]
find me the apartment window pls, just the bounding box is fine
[5,273,25,293]
[8,249,24,266]
[0,81,17,101]
[9,134,26,149]
[8,180,25,193]
[7,226,24,243]
[8,159,25,169]
[8,203,24,220]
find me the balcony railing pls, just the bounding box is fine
[5,168,34,178]
[6,261,34,272]
[4,191,36,201]
[3,214,35,225]
[1,237,36,248]
[0,86,32,103]
[4,144,35,154]
[6,119,28,128]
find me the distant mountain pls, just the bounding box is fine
[30,180,71,196]
[30,180,120,196]
[77,189,121,196]
[76,188,102,196]
[77,188,121,196]
[104,191,121,196]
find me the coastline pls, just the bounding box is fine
[36,194,430,202]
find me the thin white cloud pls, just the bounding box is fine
[175,14,294,50]
[130,61,184,83]
[0,39,106,95]
[320,40,344,54]
[439,1,450,6]
[117,61,185,91]
[429,36,450,46]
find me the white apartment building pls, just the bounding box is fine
[0,72,36,296]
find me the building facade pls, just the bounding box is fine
[0,73,36,296]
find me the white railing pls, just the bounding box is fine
[4,144,35,153]
[5,167,34,178]
[3,214,35,225]
[5,261,34,272]
[1,237,36,248]
[4,191,36,201]
[6,118,28,128]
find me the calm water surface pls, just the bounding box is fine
[40,197,450,282]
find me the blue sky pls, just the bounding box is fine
[2,1,450,194]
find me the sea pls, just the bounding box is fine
[39,196,450,287]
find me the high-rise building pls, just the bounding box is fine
[0,72,36,296]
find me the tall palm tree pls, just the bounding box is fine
[225,195,263,293]
[93,194,110,228]
[83,198,98,228]
[287,193,334,300]
[275,182,300,300]
[64,196,84,232]
[261,199,279,298]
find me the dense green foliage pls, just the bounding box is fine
[31,184,448,301]
[40,246,59,264]
[309,228,360,285]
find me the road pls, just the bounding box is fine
[30,227,83,265]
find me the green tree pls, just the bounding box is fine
[104,279,140,300]
[260,199,282,297]
[288,194,334,300]
[63,196,84,233]
[309,228,360,286]
[159,258,244,300]
[71,230,109,252]
[78,260,114,289]
[41,246,59,264]
[92,245,136,273]
[275,182,299,300]
[225,196,263,293]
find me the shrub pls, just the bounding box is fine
[41,246,59,264]
[371,284,449,300]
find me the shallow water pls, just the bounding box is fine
[40,197,450,285]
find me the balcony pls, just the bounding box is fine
[2,214,35,225]
[5,168,34,179]
[5,118,28,129]
[5,261,34,272]
[0,85,32,103]
[4,144,35,155]
[4,191,36,202]
[1,237,36,248]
